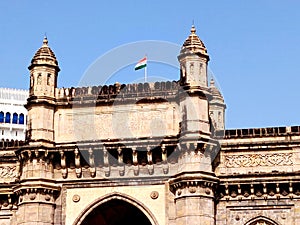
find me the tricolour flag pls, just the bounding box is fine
[134,57,147,70]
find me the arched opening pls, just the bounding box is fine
[12,113,18,124]
[19,114,24,124]
[80,199,153,225]
[0,112,4,123]
[37,74,42,85]
[5,112,10,123]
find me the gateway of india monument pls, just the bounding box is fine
[0,26,299,225]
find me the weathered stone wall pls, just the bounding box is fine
[215,127,300,225]
[54,101,180,143]
[216,127,300,176]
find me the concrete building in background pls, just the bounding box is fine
[0,26,299,225]
[0,88,28,141]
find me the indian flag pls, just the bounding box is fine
[134,57,147,70]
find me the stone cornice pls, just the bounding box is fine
[217,180,300,202]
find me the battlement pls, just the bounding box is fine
[56,81,180,102]
[221,126,300,139]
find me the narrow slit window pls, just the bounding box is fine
[47,74,51,85]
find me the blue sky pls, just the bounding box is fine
[1,0,300,129]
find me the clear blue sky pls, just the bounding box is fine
[1,0,300,129]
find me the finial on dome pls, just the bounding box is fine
[210,78,215,86]
[191,24,196,34]
[43,35,48,46]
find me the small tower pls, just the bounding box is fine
[170,26,219,225]
[14,37,60,225]
[177,25,211,139]
[209,78,226,131]
[26,37,60,145]
[28,37,60,98]
[178,25,209,88]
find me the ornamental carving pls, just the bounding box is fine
[72,194,80,203]
[150,191,159,199]
[224,153,293,168]
[0,166,18,178]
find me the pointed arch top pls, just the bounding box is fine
[245,216,280,225]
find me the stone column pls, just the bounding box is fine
[170,174,218,225]
[15,187,58,225]
[14,148,60,225]
[169,143,219,225]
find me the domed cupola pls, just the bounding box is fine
[209,79,224,102]
[28,37,60,98]
[28,37,60,71]
[178,25,210,87]
[180,25,209,60]
[209,78,226,131]
[26,37,60,145]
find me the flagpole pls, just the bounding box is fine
[144,54,147,82]
[144,65,147,82]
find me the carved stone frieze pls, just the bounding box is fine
[224,153,293,168]
[0,166,18,178]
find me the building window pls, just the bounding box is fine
[12,113,18,124]
[5,112,11,123]
[37,74,42,85]
[30,75,34,87]
[47,74,51,85]
[19,114,25,125]
[0,112,4,123]
[15,131,18,136]
[1,130,3,135]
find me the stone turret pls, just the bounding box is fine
[28,37,59,98]
[178,25,209,88]
[169,26,219,225]
[177,25,211,140]
[13,38,61,225]
[209,78,226,131]
[26,37,60,145]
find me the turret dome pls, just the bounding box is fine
[209,79,224,103]
[28,37,60,71]
[180,25,209,59]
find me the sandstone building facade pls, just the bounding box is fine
[0,26,299,225]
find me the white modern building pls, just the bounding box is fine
[0,88,28,141]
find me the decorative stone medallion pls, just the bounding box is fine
[72,194,80,203]
[150,191,159,199]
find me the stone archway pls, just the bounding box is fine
[80,199,152,225]
[74,193,158,225]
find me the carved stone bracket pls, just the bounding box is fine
[219,181,300,201]
[0,193,18,210]
[74,148,82,178]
